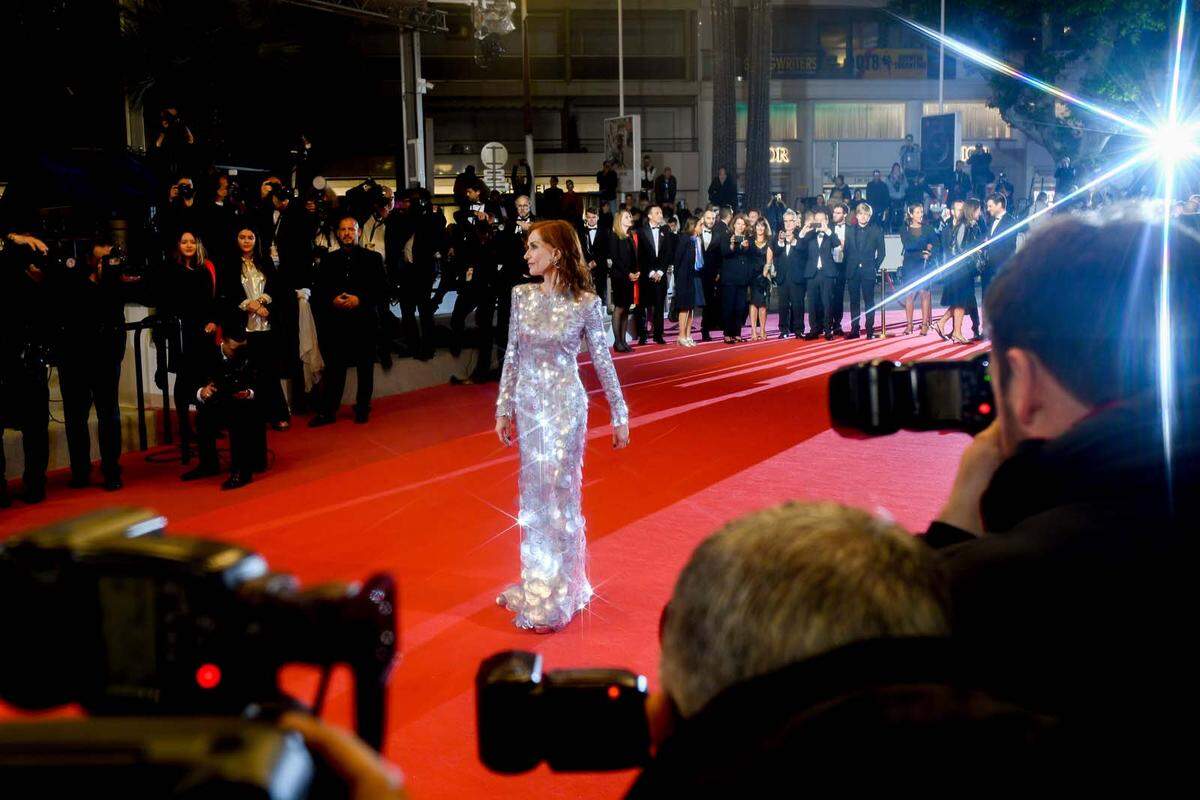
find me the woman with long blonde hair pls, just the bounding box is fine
[494,220,631,632]
[605,209,638,352]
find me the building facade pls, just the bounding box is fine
[412,0,1056,207]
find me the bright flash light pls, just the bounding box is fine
[1149,121,1200,164]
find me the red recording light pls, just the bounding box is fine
[978,402,993,416]
[606,685,621,700]
[195,663,222,690]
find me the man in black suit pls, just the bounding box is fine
[578,206,608,304]
[181,327,265,491]
[540,176,564,220]
[310,216,385,425]
[495,199,535,374]
[387,189,443,361]
[842,203,887,339]
[653,167,678,208]
[980,193,1017,339]
[799,209,841,340]
[635,205,675,345]
[698,206,726,342]
[772,209,802,338]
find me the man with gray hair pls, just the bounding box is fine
[658,502,950,719]
[627,502,1048,795]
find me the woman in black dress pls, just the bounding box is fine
[606,209,638,352]
[722,214,753,343]
[165,230,220,463]
[899,203,939,335]
[748,218,775,341]
[934,198,983,344]
[671,216,706,347]
[222,226,290,429]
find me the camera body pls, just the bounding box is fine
[476,651,650,774]
[0,508,399,750]
[828,352,995,435]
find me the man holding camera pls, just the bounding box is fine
[799,209,841,340]
[386,189,443,362]
[57,242,137,491]
[449,184,502,383]
[310,216,385,426]
[772,209,802,338]
[0,231,52,506]
[181,324,265,490]
[925,212,1199,750]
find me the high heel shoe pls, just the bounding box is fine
[933,324,948,341]
[951,333,970,344]
[903,325,914,335]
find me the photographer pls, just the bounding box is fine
[449,184,501,383]
[386,189,443,361]
[180,323,265,490]
[798,209,841,340]
[56,241,138,491]
[924,210,1200,746]
[151,106,197,185]
[629,502,1043,795]
[0,232,52,506]
[160,177,203,254]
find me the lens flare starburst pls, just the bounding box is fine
[874,2,1196,486]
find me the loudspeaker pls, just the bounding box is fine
[921,113,959,185]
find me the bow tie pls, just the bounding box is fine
[586,226,597,231]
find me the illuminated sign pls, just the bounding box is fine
[769,146,791,164]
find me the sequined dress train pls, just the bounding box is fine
[495,284,628,631]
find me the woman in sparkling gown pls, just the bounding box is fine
[494,220,631,632]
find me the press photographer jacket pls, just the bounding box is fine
[922,392,1196,745]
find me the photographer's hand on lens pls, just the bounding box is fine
[279,713,408,800]
[936,421,1005,536]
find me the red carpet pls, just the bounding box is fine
[1,312,985,799]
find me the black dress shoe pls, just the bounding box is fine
[701,332,712,342]
[354,408,370,424]
[803,332,820,340]
[271,420,291,432]
[21,485,46,504]
[308,414,336,427]
[824,332,835,341]
[637,337,647,346]
[653,337,666,345]
[182,464,220,481]
[68,474,91,489]
[866,331,877,339]
[845,330,860,340]
[221,472,253,491]
[103,476,124,492]
[777,332,788,339]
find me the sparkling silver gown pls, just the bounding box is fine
[495,284,629,631]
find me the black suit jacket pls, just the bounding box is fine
[772,231,805,285]
[653,174,677,206]
[843,223,886,277]
[983,212,1017,274]
[699,224,726,277]
[636,225,675,279]
[312,245,385,356]
[800,229,842,279]
[578,223,607,270]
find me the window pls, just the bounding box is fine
[922,102,1013,139]
[854,20,880,51]
[736,103,800,140]
[819,24,848,69]
[814,102,904,140]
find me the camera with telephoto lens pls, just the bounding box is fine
[266,181,295,202]
[0,507,399,751]
[828,352,995,435]
[476,651,650,774]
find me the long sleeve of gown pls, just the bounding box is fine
[582,296,629,427]
[495,286,521,419]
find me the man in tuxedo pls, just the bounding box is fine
[654,167,678,208]
[843,203,886,339]
[799,209,842,340]
[772,209,803,338]
[181,327,265,491]
[698,206,726,342]
[310,215,386,425]
[578,207,608,304]
[980,193,1016,339]
[635,205,675,345]
[829,204,850,335]
[540,176,564,220]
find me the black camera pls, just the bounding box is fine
[176,181,195,201]
[828,352,995,435]
[476,650,650,774]
[0,508,399,750]
[266,181,295,202]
